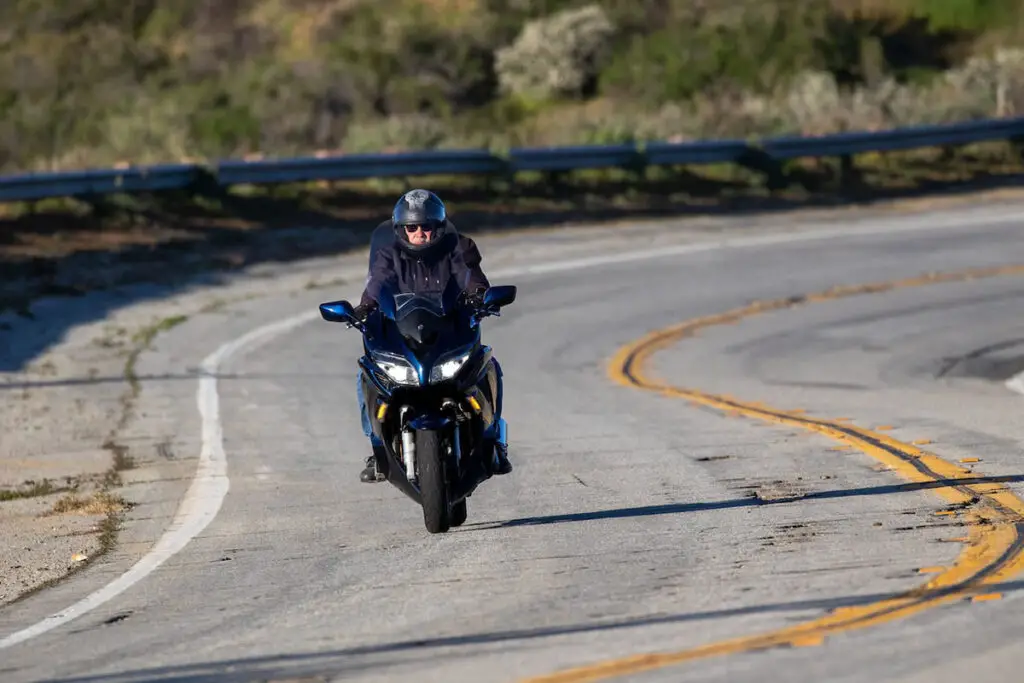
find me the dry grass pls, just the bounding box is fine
[49,492,129,517]
[0,478,79,502]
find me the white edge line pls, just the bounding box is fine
[1005,371,1024,396]
[0,313,315,649]
[2,205,1022,648]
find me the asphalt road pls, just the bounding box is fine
[4,205,1024,682]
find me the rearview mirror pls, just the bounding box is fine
[483,285,517,308]
[319,300,357,324]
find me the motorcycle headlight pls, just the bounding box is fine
[371,350,418,385]
[429,349,472,384]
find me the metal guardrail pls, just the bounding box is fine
[761,117,1024,159]
[217,149,505,185]
[644,140,751,166]
[3,116,1024,203]
[0,164,203,202]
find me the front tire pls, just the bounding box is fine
[416,429,450,534]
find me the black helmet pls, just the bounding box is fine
[391,189,451,256]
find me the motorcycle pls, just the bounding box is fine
[319,278,517,533]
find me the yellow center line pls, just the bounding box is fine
[519,263,1024,683]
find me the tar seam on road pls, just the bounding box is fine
[520,263,1024,683]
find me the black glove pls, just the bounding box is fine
[463,288,486,309]
[352,302,376,323]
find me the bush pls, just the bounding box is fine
[943,47,1024,115]
[494,4,616,101]
[600,13,818,104]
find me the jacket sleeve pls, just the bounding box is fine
[453,236,490,294]
[360,244,397,307]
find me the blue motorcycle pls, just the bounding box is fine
[319,278,516,533]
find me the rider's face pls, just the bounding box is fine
[405,225,433,245]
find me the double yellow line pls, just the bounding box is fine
[521,264,1024,683]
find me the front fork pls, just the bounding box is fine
[399,401,463,484]
[400,406,416,482]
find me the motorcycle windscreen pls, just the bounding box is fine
[393,291,446,319]
[379,278,467,349]
[395,307,451,347]
[377,277,462,320]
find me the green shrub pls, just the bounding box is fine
[904,0,1019,31]
[494,5,616,101]
[599,6,823,103]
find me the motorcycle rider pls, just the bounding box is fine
[352,189,513,483]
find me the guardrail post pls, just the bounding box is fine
[496,155,516,196]
[1009,134,1024,161]
[736,145,788,191]
[193,165,225,198]
[837,154,856,189]
[542,169,568,196]
[627,145,649,184]
[482,157,510,195]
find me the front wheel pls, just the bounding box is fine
[416,429,450,533]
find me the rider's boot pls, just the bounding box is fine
[360,442,387,483]
[360,455,381,483]
[492,418,513,475]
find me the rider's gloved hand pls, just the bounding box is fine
[463,288,486,309]
[353,302,376,323]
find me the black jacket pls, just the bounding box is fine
[360,220,490,307]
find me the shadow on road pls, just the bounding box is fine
[466,474,1024,528]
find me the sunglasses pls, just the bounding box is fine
[404,225,434,234]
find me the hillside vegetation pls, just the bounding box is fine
[3,0,1024,173]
